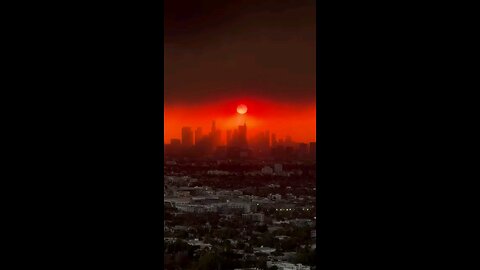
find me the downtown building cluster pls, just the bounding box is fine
[165,121,316,160]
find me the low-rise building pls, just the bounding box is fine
[253,247,276,254]
[261,166,274,175]
[242,213,265,223]
[266,261,310,270]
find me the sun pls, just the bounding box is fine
[237,104,248,114]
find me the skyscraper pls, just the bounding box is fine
[265,130,270,148]
[211,120,216,134]
[181,127,193,147]
[169,138,182,156]
[309,142,316,159]
[226,130,232,146]
[195,127,203,145]
[214,129,221,147]
[170,138,181,146]
[285,136,293,147]
[238,122,247,148]
[232,129,239,146]
[298,143,308,157]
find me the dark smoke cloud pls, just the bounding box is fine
[165,0,316,104]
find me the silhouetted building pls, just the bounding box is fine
[252,130,270,156]
[214,146,227,158]
[226,130,232,146]
[214,130,221,147]
[211,121,216,134]
[285,136,293,147]
[195,127,203,145]
[232,129,239,146]
[265,130,270,148]
[171,139,181,146]
[285,146,294,157]
[271,145,285,160]
[194,136,210,157]
[298,143,308,158]
[181,127,193,147]
[238,122,247,148]
[274,163,283,174]
[166,121,314,160]
[166,138,182,156]
[226,146,252,159]
[310,142,316,159]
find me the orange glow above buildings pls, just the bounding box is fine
[164,98,316,144]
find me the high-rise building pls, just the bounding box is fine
[265,130,270,148]
[170,138,181,146]
[285,136,293,146]
[271,133,277,147]
[298,143,308,157]
[195,127,203,145]
[211,121,216,134]
[285,146,294,157]
[226,130,232,146]
[169,138,182,156]
[232,129,239,146]
[181,127,193,147]
[214,129,221,147]
[238,122,247,148]
[309,142,316,159]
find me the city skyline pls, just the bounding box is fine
[165,120,316,160]
[164,1,316,269]
[164,99,316,144]
[164,120,316,147]
[165,0,316,145]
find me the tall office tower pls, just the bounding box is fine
[214,129,221,147]
[194,127,203,145]
[226,130,232,146]
[285,135,293,146]
[298,143,308,157]
[181,127,194,147]
[170,138,182,155]
[265,130,270,148]
[271,133,277,147]
[170,138,181,146]
[309,142,316,159]
[211,121,216,134]
[232,129,239,146]
[238,122,247,148]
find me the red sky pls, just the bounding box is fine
[165,97,316,144]
[164,0,316,144]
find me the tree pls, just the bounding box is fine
[272,250,284,257]
[244,245,254,254]
[255,258,267,269]
[236,241,246,250]
[281,238,297,251]
[260,233,275,247]
[197,252,218,270]
[256,224,268,233]
[295,248,316,266]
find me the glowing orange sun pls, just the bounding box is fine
[237,104,247,114]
